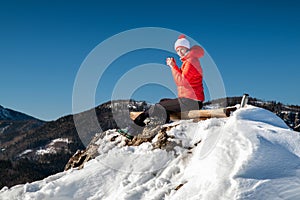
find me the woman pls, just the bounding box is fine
[119,34,205,139]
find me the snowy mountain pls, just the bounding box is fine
[0,105,38,121]
[0,100,149,189]
[205,96,300,131]
[0,105,44,139]
[1,105,300,200]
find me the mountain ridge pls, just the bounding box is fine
[0,99,148,189]
[1,105,300,199]
[0,105,41,121]
[0,96,299,189]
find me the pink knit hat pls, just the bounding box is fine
[174,34,190,50]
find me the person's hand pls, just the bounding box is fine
[166,57,176,68]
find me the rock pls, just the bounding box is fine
[65,123,181,171]
[64,132,106,170]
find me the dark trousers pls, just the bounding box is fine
[129,98,203,135]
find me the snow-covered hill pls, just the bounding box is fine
[1,105,300,200]
[0,105,38,121]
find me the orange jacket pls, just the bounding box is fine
[171,45,205,101]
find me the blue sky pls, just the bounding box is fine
[0,0,299,121]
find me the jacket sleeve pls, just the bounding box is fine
[171,61,198,87]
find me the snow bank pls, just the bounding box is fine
[1,105,300,200]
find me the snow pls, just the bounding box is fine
[18,149,33,157]
[49,138,71,145]
[36,147,58,155]
[1,105,300,200]
[36,138,71,155]
[16,138,71,157]
[0,106,12,119]
[0,124,10,134]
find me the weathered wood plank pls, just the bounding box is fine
[130,106,237,121]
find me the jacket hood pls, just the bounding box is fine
[182,45,204,61]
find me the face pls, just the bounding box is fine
[176,47,189,58]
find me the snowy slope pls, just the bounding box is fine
[0,105,37,121]
[1,105,300,200]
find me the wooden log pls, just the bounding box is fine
[130,111,143,121]
[130,106,237,121]
[170,108,227,120]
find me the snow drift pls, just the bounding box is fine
[1,105,300,200]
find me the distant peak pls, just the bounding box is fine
[0,105,40,121]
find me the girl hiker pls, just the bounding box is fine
[119,34,205,139]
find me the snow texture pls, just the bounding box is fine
[0,106,12,119]
[1,105,300,200]
[36,138,71,155]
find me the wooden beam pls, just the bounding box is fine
[130,111,143,121]
[130,106,237,121]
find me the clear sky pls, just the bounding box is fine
[0,0,299,121]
